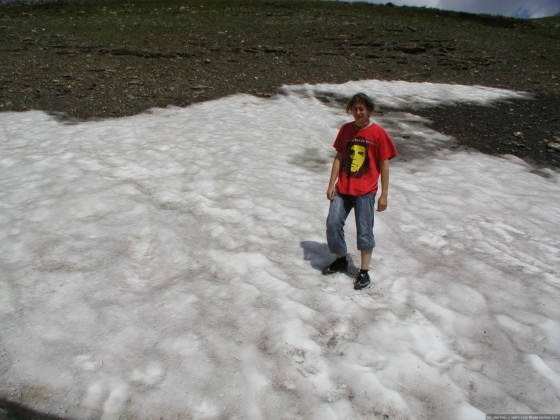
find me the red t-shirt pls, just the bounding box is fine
[333,122,398,196]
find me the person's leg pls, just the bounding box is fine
[360,248,373,271]
[326,191,353,256]
[323,191,354,274]
[354,193,376,269]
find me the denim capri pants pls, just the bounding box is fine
[326,190,376,254]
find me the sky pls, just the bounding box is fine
[1,80,559,419]
[342,0,560,18]
[3,0,560,18]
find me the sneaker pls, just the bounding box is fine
[321,257,348,275]
[354,271,371,290]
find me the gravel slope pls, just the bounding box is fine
[1,0,559,167]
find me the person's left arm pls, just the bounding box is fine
[377,159,390,212]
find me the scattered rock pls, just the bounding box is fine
[416,94,560,168]
[547,142,560,152]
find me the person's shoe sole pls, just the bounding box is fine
[321,267,347,275]
[354,281,371,290]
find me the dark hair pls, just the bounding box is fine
[346,93,375,113]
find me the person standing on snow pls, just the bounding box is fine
[323,93,398,290]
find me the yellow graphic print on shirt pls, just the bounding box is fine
[343,139,370,179]
[350,144,366,173]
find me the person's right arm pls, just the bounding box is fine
[326,152,342,201]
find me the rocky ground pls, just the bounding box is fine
[0,0,559,169]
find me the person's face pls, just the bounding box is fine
[351,102,370,126]
[350,144,366,172]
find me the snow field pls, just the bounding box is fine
[1,80,559,419]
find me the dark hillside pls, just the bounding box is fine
[1,0,559,166]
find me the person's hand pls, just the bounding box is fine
[377,194,388,212]
[326,185,336,201]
